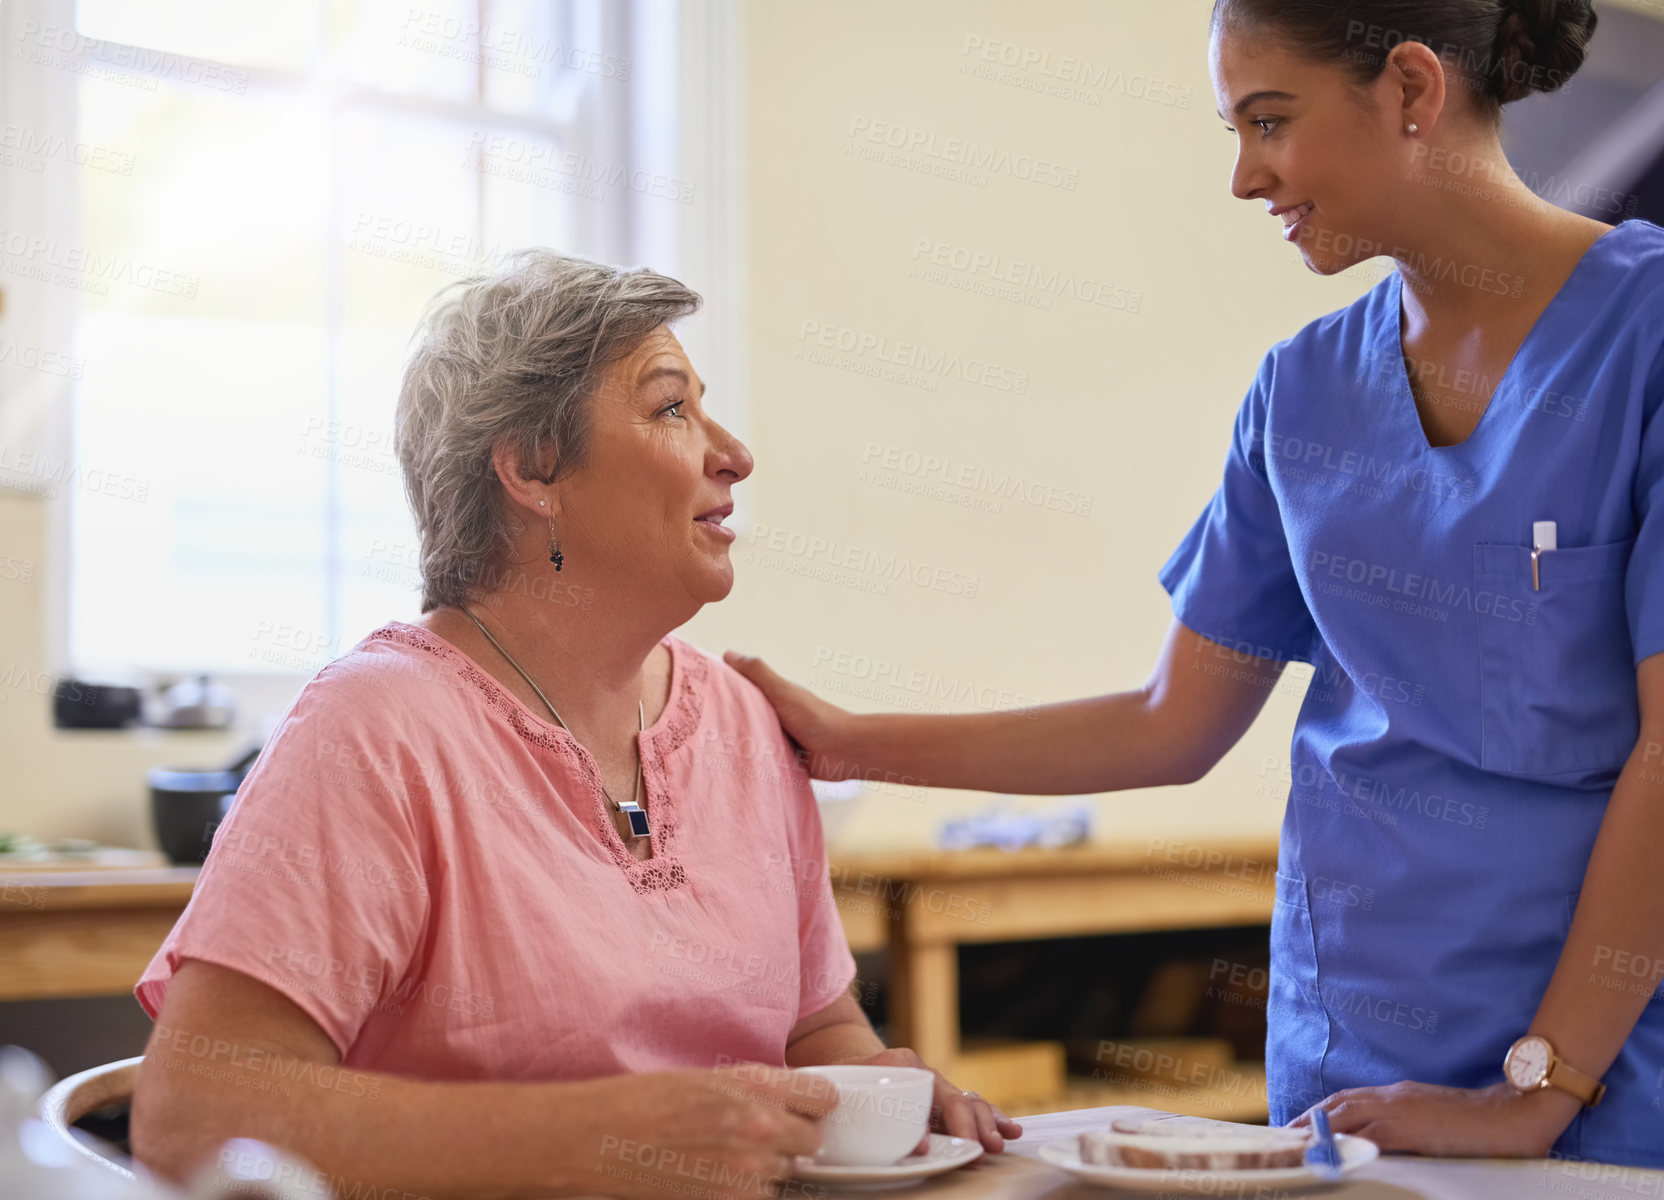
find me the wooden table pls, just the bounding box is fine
[0,864,197,1001]
[923,1104,1664,1200]
[0,834,1281,1041]
[14,852,1660,1199]
[829,837,1280,1070]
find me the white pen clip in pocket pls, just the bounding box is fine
[1531,521,1557,591]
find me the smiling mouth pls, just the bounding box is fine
[694,506,735,541]
[1271,202,1315,244]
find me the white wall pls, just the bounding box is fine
[678,0,1384,853]
[15,0,1650,853]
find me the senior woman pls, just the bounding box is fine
[130,251,1019,1198]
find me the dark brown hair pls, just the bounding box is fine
[1211,0,1598,118]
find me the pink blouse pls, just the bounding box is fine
[136,622,856,1081]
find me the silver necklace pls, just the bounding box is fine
[457,604,651,840]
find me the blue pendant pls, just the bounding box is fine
[619,801,651,839]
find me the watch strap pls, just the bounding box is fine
[1546,1055,1606,1107]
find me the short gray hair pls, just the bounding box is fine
[395,249,702,612]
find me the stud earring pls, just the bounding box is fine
[548,515,564,571]
[1407,122,1419,135]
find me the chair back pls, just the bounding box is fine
[37,1055,144,1181]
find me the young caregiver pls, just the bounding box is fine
[728,0,1664,1169]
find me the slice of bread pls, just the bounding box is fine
[1078,1113,1313,1171]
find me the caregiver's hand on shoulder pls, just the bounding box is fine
[569,1063,839,1200]
[1291,1080,1580,1158]
[724,651,859,779]
[847,1047,1023,1155]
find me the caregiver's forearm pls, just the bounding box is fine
[838,620,1288,794]
[842,694,1176,794]
[1524,674,1664,1138]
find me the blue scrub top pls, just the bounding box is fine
[1159,219,1664,1166]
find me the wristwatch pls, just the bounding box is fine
[1503,1034,1605,1106]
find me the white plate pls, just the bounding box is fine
[793,1135,984,1190]
[1037,1132,1379,1194]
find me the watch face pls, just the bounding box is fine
[1507,1036,1550,1089]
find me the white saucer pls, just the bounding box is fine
[793,1135,984,1190]
[1037,1132,1379,1194]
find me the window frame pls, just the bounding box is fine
[2,0,746,715]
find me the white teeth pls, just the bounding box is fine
[1281,202,1313,226]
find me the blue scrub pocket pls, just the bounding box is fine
[1473,539,1637,781]
[1267,872,1330,1124]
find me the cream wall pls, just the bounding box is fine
[679,0,1385,853]
[4,0,1390,853]
[0,490,245,848]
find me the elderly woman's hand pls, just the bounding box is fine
[844,1047,1023,1154]
[724,652,861,781]
[573,1063,841,1200]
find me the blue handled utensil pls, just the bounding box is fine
[1303,1108,1343,1181]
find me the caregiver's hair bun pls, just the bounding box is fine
[1490,0,1597,104]
[1209,0,1598,118]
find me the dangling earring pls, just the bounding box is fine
[548,515,564,571]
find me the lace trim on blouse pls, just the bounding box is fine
[369,622,705,895]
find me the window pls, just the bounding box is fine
[7,0,740,684]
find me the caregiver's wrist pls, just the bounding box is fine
[839,713,922,787]
[829,711,885,775]
[1506,1080,1583,1156]
[841,710,878,755]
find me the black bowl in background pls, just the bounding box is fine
[148,747,260,864]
